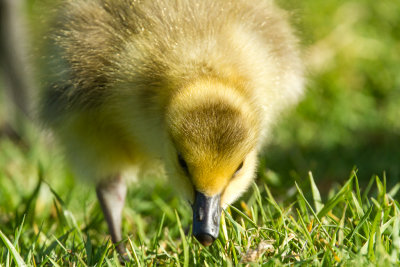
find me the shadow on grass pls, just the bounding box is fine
[262,127,400,195]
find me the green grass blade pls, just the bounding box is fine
[46,255,61,267]
[252,183,267,222]
[127,237,141,266]
[0,230,27,267]
[389,183,400,198]
[175,210,189,267]
[295,182,329,238]
[351,192,364,218]
[346,205,373,243]
[309,171,323,213]
[264,184,283,215]
[317,176,353,220]
[391,210,400,262]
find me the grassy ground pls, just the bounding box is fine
[1,136,399,266]
[1,0,400,266]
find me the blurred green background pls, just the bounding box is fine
[1,0,400,208]
[265,0,400,193]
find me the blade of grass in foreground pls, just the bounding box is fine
[316,175,354,220]
[0,229,27,267]
[175,210,189,267]
[309,172,323,213]
[127,236,141,266]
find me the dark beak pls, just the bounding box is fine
[192,191,221,246]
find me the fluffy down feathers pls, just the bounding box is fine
[40,0,304,205]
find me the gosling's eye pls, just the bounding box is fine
[178,154,189,175]
[233,161,244,176]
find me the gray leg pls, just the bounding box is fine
[96,175,128,258]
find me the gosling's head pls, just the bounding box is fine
[165,78,260,246]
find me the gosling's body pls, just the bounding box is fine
[40,0,304,250]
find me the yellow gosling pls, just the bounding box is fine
[39,0,304,253]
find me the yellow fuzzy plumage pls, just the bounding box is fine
[39,0,304,205]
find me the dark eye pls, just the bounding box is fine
[233,161,244,176]
[178,154,189,175]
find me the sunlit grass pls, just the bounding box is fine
[1,135,399,265]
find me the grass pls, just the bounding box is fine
[267,0,400,189]
[0,134,400,266]
[1,0,400,265]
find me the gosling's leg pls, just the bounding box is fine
[96,175,127,258]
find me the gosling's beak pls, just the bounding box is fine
[192,191,221,246]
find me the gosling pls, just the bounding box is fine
[39,0,304,254]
